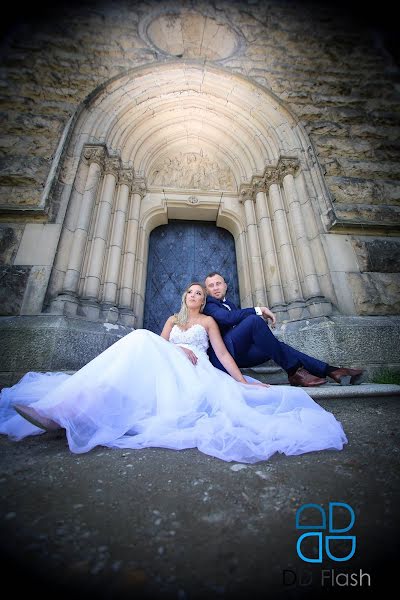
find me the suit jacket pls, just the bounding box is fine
[203,296,257,338]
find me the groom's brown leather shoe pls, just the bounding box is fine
[288,368,327,387]
[328,367,363,385]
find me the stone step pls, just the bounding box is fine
[242,366,400,399]
[287,382,400,400]
[242,365,289,385]
[1,373,399,402]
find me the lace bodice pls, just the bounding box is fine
[169,324,209,356]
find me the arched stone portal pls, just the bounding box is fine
[44,61,336,329]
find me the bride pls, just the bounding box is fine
[0,282,347,463]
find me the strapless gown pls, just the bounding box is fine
[0,324,347,463]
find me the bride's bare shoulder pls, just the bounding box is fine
[200,315,217,329]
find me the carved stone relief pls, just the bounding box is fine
[149,152,236,191]
[141,10,242,61]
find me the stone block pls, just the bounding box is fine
[0,314,400,387]
[119,310,136,328]
[279,315,400,368]
[20,266,52,315]
[326,175,400,205]
[327,204,400,229]
[14,223,62,266]
[0,265,31,316]
[287,301,310,320]
[347,272,400,315]
[321,234,359,272]
[307,299,332,318]
[50,328,109,371]
[0,315,133,376]
[100,305,119,324]
[78,302,100,321]
[0,225,23,265]
[0,321,56,371]
[351,237,400,273]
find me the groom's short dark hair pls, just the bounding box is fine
[205,271,225,280]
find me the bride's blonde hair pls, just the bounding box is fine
[174,282,206,326]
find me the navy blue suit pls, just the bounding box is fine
[203,296,328,376]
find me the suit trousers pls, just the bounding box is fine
[210,315,328,376]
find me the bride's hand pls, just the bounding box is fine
[179,346,198,365]
[243,380,270,388]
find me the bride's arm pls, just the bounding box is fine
[206,317,269,387]
[160,316,175,340]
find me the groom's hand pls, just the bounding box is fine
[259,307,277,328]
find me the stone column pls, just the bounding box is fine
[268,182,302,306]
[81,156,119,319]
[296,170,335,312]
[240,186,267,306]
[132,223,147,328]
[48,156,89,307]
[254,188,285,313]
[119,182,144,327]
[61,147,105,314]
[282,173,322,300]
[101,168,133,323]
[235,228,253,308]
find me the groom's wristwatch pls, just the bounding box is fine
[255,307,262,316]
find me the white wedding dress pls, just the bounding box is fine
[0,324,347,463]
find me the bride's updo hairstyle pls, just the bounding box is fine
[174,282,206,326]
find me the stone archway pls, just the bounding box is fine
[44,61,336,328]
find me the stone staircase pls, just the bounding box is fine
[1,367,400,403]
[242,364,400,400]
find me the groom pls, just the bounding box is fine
[203,271,363,387]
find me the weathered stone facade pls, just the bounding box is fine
[0,0,399,378]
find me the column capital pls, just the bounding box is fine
[118,169,134,187]
[83,145,106,167]
[254,157,301,191]
[277,156,300,178]
[239,184,256,203]
[104,155,121,176]
[131,178,147,197]
[252,178,267,194]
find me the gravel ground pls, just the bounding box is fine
[0,395,399,600]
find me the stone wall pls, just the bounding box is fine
[0,0,399,317]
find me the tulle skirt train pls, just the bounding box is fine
[0,329,347,463]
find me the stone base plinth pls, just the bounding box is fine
[0,315,134,388]
[0,314,399,389]
[245,315,400,384]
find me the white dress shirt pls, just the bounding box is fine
[222,298,262,316]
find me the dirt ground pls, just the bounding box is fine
[0,395,399,600]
